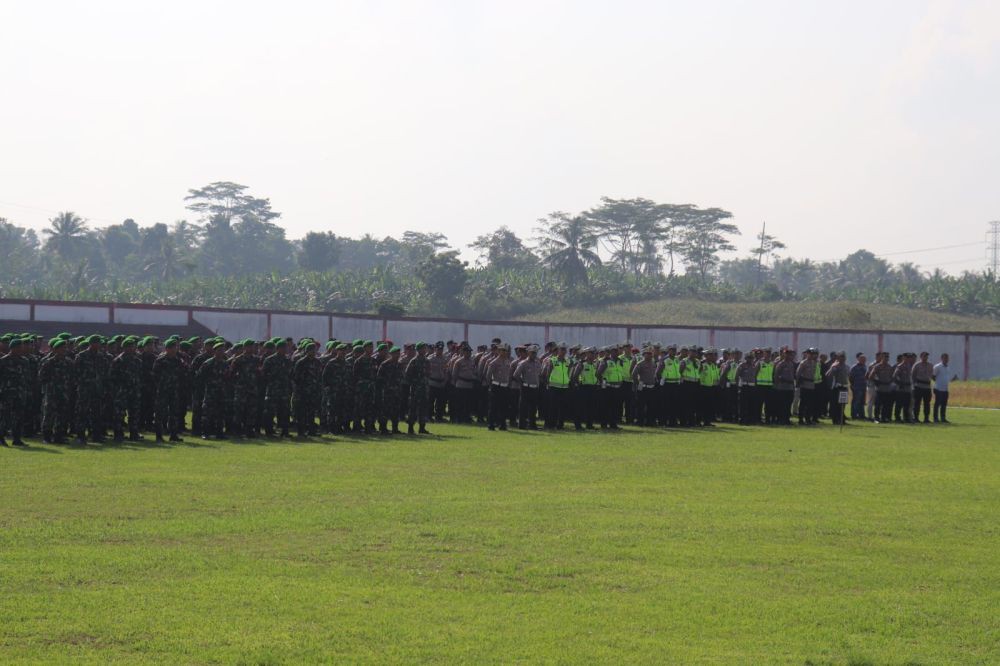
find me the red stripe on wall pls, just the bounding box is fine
[964,334,970,381]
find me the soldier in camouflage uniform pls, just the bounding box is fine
[353,341,377,435]
[139,338,158,430]
[23,335,42,437]
[404,341,431,435]
[109,337,144,442]
[73,335,107,445]
[292,340,321,438]
[230,341,260,438]
[376,345,404,434]
[152,339,185,443]
[0,337,31,446]
[261,339,292,437]
[197,343,229,439]
[38,338,75,444]
[189,338,213,436]
[322,342,351,434]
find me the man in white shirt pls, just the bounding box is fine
[932,353,958,423]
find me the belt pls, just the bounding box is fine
[660,379,680,385]
[523,383,538,389]
[549,384,568,389]
[428,379,445,388]
[491,381,508,387]
[641,383,655,389]
[604,382,621,388]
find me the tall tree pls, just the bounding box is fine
[143,235,193,282]
[298,231,341,272]
[415,250,468,315]
[750,223,786,284]
[585,197,661,275]
[468,226,538,270]
[535,212,602,284]
[400,231,450,267]
[42,211,89,261]
[678,207,739,284]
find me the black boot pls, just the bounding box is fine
[418,423,430,434]
[408,423,415,435]
[113,429,125,443]
[129,431,143,442]
[169,434,183,443]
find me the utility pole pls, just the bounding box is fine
[988,221,1000,276]
[756,221,766,285]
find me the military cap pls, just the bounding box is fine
[164,338,178,349]
[179,341,192,351]
[435,341,444,349]
[213,342,226,350]
[303,340,318,349]
[351,339,363,347]
[121,338,136,348]
[51,339,67,350]
[415,341,428,349]
[404,342,415,349]
[491,337,502,344]
[57,332,72,339]
[275,339,288,348]
[0,334,11,342]
[376,343,388,351]
[9,337,23,348]
[352,344,364,352]
[557,341,568,349]
[324,341,335,351]
[48,337,61,347]
[336,342,349,350]
[389,345,401,353]
[363,340,374,347]
[514,344,526,351]
[264,341,276,350]
[666,343,677,350]
[87,334,102,345]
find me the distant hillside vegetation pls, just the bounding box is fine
[517,299,1000,332]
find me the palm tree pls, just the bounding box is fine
[535,212,601,284]
[171,219,203,253]
[43,211,88,261]
[144,236,194,281]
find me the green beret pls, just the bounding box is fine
[0,334,12,342]
[179,341,192,351]
[121,338,136,348]
[325,341,335,351]
[390,345,400,353]
[57,332,72,339]
[304,341,318,350]
[52,339,67,350]
[336,342,348,350]
[263,341,275,350]
[49,337,61,347]
[351,339,363,347]
[415,341,428,349]
[352,344,363,352]
[164,339,178,349]
[9,338,23,348]
[187,336,201,344]
[376,343,388,351]
[213,342,226,350]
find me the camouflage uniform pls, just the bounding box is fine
[140,349,157,429]
[292,352,321,437]
[405,352,430,432]
[109,351,143,440]
[152,352,185,440]
[189,349,212,435]
[261,352,292,436]
[38,353,75,442]
[376,356,403,433]
[230,352,260,437]
[74,348,107,442]
[197,356,228,438]
[353,353,377,434]
[0,350,31,445]
[321,355,351,434]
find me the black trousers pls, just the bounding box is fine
[680,382,699,426]
[851,387,866,420]
[913,387,931,421]
[429,384,447,421]
[620,383,634,424]
[660,383,680,426]
[518,387,538,428]
[874,391,892,422]
[635,386,656,426]
[775,389,793,424]
[546,387,569,429]
[798,388,815,423]
[893,388,912,422]
[488,385,509,428]
[575,385,596,428]
[451,388,472,423]
[601,386,621,428]
[933,389,949,421]
[829,387,847,424]
[721,386,738,422]
[739,385,756,424]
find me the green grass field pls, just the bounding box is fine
[519,298,1000,332]
[2,414,998,664]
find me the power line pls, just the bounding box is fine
[0,199,122,225]
[875,241,984,257]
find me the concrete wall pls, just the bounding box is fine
[115,307,189,326]
[271,313,328,342]
[330,315,382,343]
[468,323,545,348]
[970,335,1000,380]
[386,319,465,345]
[192,310,267,341]
[35,304,109,323]
[0,303,31,320]
[638,327,712,348]
[550,325,628,347]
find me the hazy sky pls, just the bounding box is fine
[2,0,998,272]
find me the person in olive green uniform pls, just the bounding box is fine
[74,335,107,445]
[152,339,186,443]
[38,338,75,444]
[292,341,322,438]
[404,342,431,434]
[0,337,31,446]
[109,337,144,442]
[261,340,293,437]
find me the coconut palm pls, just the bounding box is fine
[42,211,88,261]
[535,212,602,284]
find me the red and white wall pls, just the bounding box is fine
[2,298,997,380]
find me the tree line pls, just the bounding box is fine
[1,182,997,320]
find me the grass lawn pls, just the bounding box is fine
[1,413,998,664]
[951,379,1000,409]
